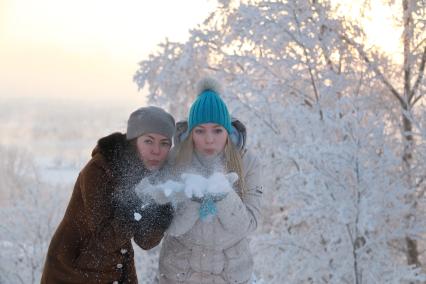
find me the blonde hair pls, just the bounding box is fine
[174,131,246,197]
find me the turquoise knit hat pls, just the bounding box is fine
[188,78,232,133]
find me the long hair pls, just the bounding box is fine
[174,131,246,197]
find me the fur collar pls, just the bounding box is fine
[95,132,148,183]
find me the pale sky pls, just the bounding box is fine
[0,0,217,104]
[0,0,401,105]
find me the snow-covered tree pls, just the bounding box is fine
[0,146,68,283]
[134,0,426,282]
[250,97,425,283]
[334,0,426,267]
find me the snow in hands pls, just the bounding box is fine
[135,172,239,206]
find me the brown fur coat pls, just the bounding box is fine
[41,133,173,284]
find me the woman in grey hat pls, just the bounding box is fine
[41,106,176,284]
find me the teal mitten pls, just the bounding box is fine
[199,196,217,221]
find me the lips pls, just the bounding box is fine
[148,160,160,166]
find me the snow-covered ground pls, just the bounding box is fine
[1,96,425,283]
[0,97,269,283]
[0,96,137,181]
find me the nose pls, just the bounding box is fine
[151,143,161,155]
[205,132,214,144]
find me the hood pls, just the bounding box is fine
[92,132,149,179]
[93,132,129,162]
[174,117,247,152]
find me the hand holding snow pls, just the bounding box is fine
[135,179,184,205]
[135,172,239,205]
[181,172,238,199]
[205,172,238,195]
[181,173,206,199]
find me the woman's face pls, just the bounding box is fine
[192,123,228,157]
[136,133,172,171]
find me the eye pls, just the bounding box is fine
[214,128,224,134]
[194,128,204,134]
[144,139,153,144]
[161,141,171,147]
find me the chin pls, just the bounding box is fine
[202,152,219,159]
[143,159,163,171]
[146,165,161,171]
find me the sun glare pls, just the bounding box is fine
[0,0,216,100]
[332,0,403,63]
[362,2,403,61]
[0,0,405,101]
[3,0,216,57]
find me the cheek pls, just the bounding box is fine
[192,134,204,148]
[160,147,170,158]
[217,133,228,149]
[136,142,150,158]
[136,142,144,155]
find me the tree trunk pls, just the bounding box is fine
[402,0,420,268]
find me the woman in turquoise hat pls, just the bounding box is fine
[158,78,264,284]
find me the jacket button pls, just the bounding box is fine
[113,281,118,284]
[117,263,123,269]
[120,249,127,254]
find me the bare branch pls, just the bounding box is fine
[416,176,426,198]
[338,33,406,108]
[409,45,426,106]
[236,96,281,135]
[412,93,425,106]
[291,10,323,120]
[413,38,426,53]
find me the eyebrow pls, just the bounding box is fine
[195,124,222,129]
[146,135,171,142]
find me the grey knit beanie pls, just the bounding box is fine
[126,106,175,140]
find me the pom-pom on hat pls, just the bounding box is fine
[188,78,232,133]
